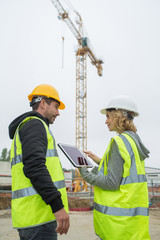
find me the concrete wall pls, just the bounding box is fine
[0,162,11,186]
[0,163,73,187]
[1,162,160,188]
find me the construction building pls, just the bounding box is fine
[1,162,160,192]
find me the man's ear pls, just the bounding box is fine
[40,98,46,110]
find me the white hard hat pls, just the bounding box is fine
[100,95,139,116]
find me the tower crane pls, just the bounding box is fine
[50,0,103,152]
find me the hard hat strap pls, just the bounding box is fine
[30,96,60,107]
[30,97,43,107]
[123,111,134,121]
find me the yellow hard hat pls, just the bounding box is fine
[28,84,65,110]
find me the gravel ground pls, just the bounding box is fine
[0,209,160,240]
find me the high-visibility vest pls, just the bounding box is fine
[11,116,68,229]
[94,133,150,240]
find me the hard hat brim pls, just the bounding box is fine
[100,108,107,115]
[100,107,139,116]
[58,100,65,110]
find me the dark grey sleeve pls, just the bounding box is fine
[79,140,124,190]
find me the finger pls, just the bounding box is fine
[83,151,88,154]
[56,218,66,235]
[61,218,70,235]
[59,220,66,235]
[84,150,91,154]
[55,220,63,233]
[59,221,65,235]
[66,218,70,234]
[58,215,70,235]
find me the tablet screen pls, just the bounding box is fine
[58,143,93,168]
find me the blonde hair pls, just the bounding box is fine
[107,109,137,133]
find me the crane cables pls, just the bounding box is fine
[61,0,89,38]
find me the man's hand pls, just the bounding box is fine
[54,208,70,235]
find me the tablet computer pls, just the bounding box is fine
[58,143,93,168]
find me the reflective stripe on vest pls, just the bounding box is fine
[119,134,147,184]
[94,202,149,217]
[11,149,58,167]
[12,180,65,200]
[98,134,147,184]
[11,127,58,167]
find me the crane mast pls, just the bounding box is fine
[50,0,103,151]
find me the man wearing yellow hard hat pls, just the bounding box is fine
[9,84,69,240]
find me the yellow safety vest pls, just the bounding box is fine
[11,116,68,229]
[94,133,150,240]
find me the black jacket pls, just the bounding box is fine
[9,111,64,213]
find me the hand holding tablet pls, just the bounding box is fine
[58,143,93,168]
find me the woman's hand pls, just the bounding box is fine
[84,151,101,164]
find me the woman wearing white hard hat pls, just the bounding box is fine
[79,95,150,240]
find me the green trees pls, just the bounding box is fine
[0,148,10,161]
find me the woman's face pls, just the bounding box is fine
[105,111,119,132]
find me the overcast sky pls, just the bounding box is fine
[0,0,160,169]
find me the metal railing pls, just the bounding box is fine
[1,178,160,210]
[147,179,160,207]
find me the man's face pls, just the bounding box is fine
[43,100,60,124]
